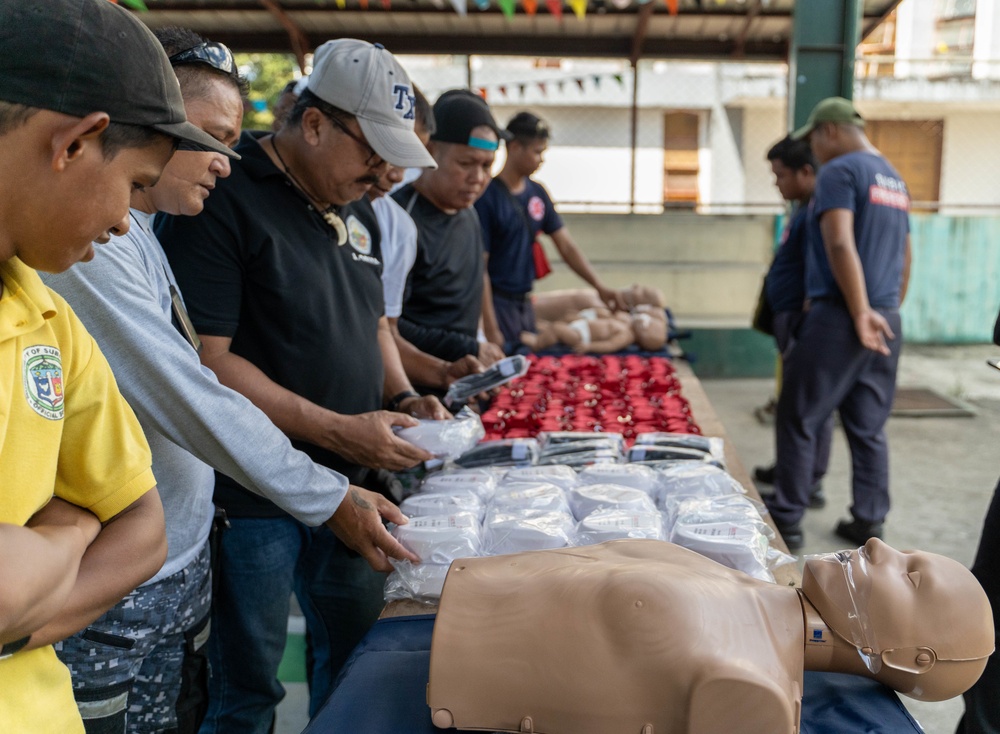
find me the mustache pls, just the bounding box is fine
[356,174,380,186]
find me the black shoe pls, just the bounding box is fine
[773,520,803,553]
[834,518,884,546]
[754,464,776,484]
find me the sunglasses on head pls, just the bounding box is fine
[168,41,235,75]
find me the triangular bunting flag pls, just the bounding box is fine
[119,0,148,8]
[557,80,565,92]
[545,0,563,18]
[613,73,624,86]
[611,0,630,8]
[538,82,548,95]
[478,88,488,101]
[359,0,369,8]
[568,0,586,19]
[335,0,346,9]
[575,78,585,92]
[519,83,527,97]
[498,0,516,18]
[592,74,601,88]
[450,0,468,13]
[499,85,508,97]
[474,0,491,9]
[666,0,678,14]
[382,0,391,9]
[523,0,538,14]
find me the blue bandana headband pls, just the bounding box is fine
[468,136,499,151]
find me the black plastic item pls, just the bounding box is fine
[444,355,530,408]
[627,445,709,463]
[454,438,540,468]
[634,433,713,454]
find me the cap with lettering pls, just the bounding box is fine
[791,97,865,141]
[0,0,239,158]
[307,39,436,169]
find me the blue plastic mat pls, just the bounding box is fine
[306,615,923,734]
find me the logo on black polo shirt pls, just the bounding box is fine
[347,215,372,254]
[527,196,545,222]
[23,345,64,420]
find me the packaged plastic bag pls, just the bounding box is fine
[455,438,539,469]
[568,483,658,521]
[502,465,580,492]
[539,431,626,451]
[420,468,498,502]
[577,463,663,498]
[399,491,485,522]
[576,509,666,544]
[384,561,451,603]
[444,355,530,408]
[482,508,576,555]
[490,482,570,515]
[627,445,714,464]
[391,512,482,565]
[633,432,725,463]
[657,463,746,516]
[395,406,485,460]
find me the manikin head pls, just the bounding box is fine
[279,39,434,207]
[803,538,994,701]
[0,0,237,272]
[504,111,550,178]
[369,85,434,201]
[132,28,245,218]
[792,96,868,165]
[630,307,667,351]
[420,90,509,213]
[766,135,816,204]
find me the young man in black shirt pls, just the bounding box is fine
[392,90,506,366]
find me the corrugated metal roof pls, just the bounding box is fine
[137,0,900,60]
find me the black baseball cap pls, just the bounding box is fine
[506,112,550,140]
[431,90,511,151]
[0,0,239,159]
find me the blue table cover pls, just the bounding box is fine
[306,614,923,734]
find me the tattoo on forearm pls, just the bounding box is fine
[350,489,375,511]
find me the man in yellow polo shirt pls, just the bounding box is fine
[0,0,241,730]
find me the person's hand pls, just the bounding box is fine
[325,486,420,573]
[598,285,629,313]
[399,395,450,420]
[444,355,485,385]
[26,497,101,546]
[478,341,505,366]
[853,309,894,355]
[326,411,433,471]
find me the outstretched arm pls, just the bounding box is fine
[549,228,626,311]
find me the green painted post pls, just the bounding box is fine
[788,0,863,129]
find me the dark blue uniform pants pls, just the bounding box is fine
[771,301,901,527]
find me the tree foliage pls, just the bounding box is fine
[237,53,300,131]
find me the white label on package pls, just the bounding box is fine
[410,514,477,530]
[512,442,528,461]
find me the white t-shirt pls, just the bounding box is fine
[372,194,418,319]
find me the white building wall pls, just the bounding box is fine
[939,110,1000,213]
[740,106,787,208]
[974,0,1000,80]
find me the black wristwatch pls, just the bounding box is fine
[387,390,421,413]
[0,635,30,660]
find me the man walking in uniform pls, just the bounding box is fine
[766,97,911,549]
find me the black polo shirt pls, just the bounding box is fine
[392,184,484,362]
[156,130,384,517]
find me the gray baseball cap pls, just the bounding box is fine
[0,0,239,159]
[307,39,436,169]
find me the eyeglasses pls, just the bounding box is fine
[168,41,236,75]
[327,115,387,170]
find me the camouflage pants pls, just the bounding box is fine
[56,543,212,734]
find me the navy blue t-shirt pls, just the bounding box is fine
[765,204,810,313]
[474,177,564,294]
[806,151,910,309]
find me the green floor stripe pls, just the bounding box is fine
[278,632,307,683]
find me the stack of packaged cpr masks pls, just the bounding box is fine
[658,463,792,582]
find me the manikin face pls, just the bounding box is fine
[300,107,391,206]
[803,538,993,700]
[17,111,174,272]
[142,76,242,217]
[510,138,547,177]
[425,125,497,211]
[770,159,812,203]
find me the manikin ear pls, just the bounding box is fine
[881,647,937,675]
[50,112,110,172]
